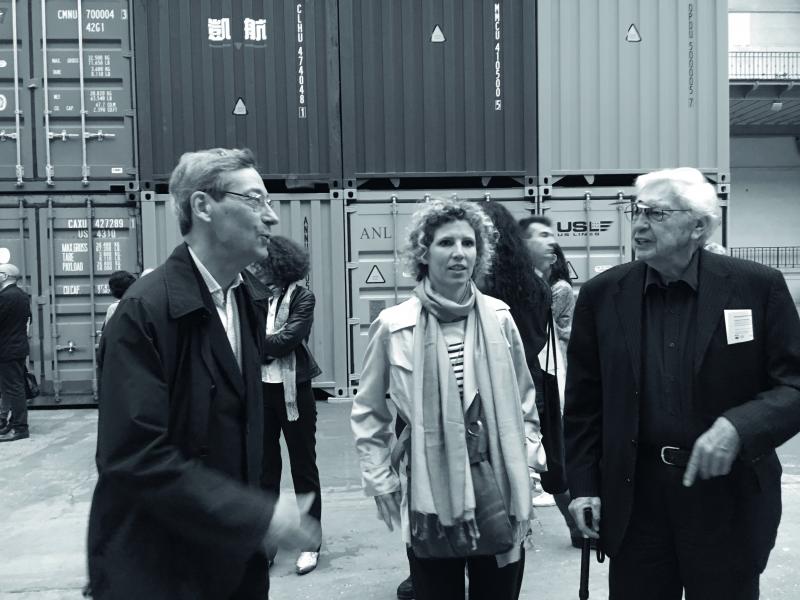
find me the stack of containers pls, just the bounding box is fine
[536,0,730,286]
[1,0,731,402]
[132,0,349,397]
[0,0,139,405]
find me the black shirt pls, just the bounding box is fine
[639,251,700,448]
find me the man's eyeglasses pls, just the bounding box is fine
[623,202,691,223]
[218,190,272,212]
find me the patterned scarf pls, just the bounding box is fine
[410,278,532,551]
[273,282,299,421]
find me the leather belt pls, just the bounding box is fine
[641,444,691,468]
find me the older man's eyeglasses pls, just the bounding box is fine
[218,190,272,212]
[623,202,691,223]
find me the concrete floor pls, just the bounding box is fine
[1,403,799,599]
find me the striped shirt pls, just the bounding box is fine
[440,319,467,399]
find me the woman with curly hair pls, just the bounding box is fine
[251,235,323,575]
[352,197,546,600]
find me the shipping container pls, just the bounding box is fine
[0,193,140,405]
[133,0,342,188]
[339,0,537,187]
[0,0,138,191]
[345,189,534,392]
[141,191,350,397]
[537,0,730,186]
[0,197,36,382]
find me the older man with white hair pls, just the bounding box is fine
[0,263,32,442]
[564,167,800,599]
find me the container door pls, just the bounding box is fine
[133,0,341,186]
[268,193,348,397]
[32,0,137,187]
[0,0,34,186]
[38,200,139,402]
[0,198,39,377]
[537,0,729,184]
[346,191,533,389]
[541,193,633,288]
[339,0,537,185]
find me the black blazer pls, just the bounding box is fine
[0,284,31,361]
[564,250,800,569]
[263,285,321,383]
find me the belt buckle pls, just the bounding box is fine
[660,445,681,466]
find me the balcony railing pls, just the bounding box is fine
[729,246,800,270]
[729,51,800,80]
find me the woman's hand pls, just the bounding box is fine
[374,491,401,531]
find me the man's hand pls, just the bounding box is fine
[374,491,401,531]
[568,496,601,539]
[262,493,320,554]
[683,417,741,487]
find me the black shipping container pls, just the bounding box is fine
[133,0,342,188]
[338,0,538,187]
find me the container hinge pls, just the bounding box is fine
[347,318,361,326]
[15,164,24,181]
[346,262,358,270]
[0,130,19,141]
[49,129,80,141]
[84,130,116,141]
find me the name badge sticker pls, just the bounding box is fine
[724,309,754,345]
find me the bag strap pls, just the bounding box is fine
[390,425,411,472]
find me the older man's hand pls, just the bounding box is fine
[568,496,601,539]
[683,417,741,487]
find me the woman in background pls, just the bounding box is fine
[480,203,581,548]
[252,235,323,576]
[544,244,575,353]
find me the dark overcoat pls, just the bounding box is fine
[564,250,800,571]
[0,283,31,361]
[88,243,274,599]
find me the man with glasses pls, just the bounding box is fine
[88,148,318,599]
[564,167,800,599]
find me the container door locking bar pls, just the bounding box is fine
[40,0,55,184]
[10,0,24,184]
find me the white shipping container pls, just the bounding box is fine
[537,0,730,186]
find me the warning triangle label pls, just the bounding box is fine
[431,25,445,43]
[626,24,641,43]
[232,97,248,116]
[365,265,386,284]
[568,261,579,280]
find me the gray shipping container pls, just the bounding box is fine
[345,189,534,393]
[0,193,140,405]
[140,192,350,397]
[339,0,538,186]
[537,0,730,186]
[0,0,138,191]
[133,0,342,187]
